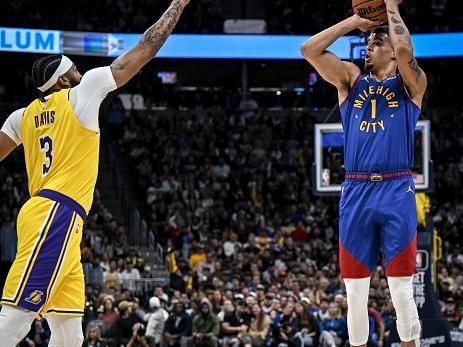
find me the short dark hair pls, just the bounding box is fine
[370,26,390,36]
[369,26,393,47]
[31,55,62,94]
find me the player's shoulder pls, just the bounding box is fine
[8,107,27,121]
[75,66,117,90]
[70,66,117,113]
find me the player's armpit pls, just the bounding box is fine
[301,49,360,93]
[0,131,19,161]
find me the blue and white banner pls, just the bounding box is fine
[0,27,61,54]
[1,27,463,59]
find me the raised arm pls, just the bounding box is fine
[0,132,18,161]
[384,0,427,105]
[0,108,24,161]
[300,15,378,101]
[110,0,190,88]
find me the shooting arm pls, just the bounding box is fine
[301,15,373,92]
[385,0,427,105]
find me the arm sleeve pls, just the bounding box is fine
[71,66,117,132]
[1,108,25,145]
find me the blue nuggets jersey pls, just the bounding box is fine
[339,74,421,173]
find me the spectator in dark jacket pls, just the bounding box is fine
[164,300,192,347]
[294,299,320,346]
[111,300,143,346]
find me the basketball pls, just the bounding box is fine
[353,0,388,22]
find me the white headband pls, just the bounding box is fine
[37,55,74,92]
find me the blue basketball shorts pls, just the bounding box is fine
[339,175,418,278]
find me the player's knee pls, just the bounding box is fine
[65,317,84,347]
[388,277,420,343]
[346,286,368,305]
[49,327,83,347]
[70,329,84,347]
[0,306,35,347]
[49,328,65,347]
[48,316,84,347]
[389,276,412,298]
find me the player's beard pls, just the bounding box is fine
[365,61,374,71]
[69,76,81,87]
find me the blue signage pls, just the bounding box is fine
[0,28,61,54]
[1,27,463,59]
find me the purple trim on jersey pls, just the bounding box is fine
[37,189,87,220]
[339,73,362,110]
[17,204,74,312]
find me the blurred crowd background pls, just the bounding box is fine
[1,0,463,346]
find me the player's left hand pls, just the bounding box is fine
[384,0,403,5]
[351,14,382,32]
[178,0,191,7]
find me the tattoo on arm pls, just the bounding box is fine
[110,62,125,70]
[408,58,423,83]
[388,9,397,14]
[140,0,183,50]
[394,25,405,35]
[390,16,401,24]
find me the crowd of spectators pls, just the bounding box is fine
[92,64,463,347]
[0,42,463,347]
[3,0,463,34]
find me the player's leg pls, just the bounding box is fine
[0,197,62,347]
[1,198,59,310]
[0,305,36,347]
[380,177,420,346]
[388,277,420,347]
[339,181,380,347]
[344,277,371,347]
[47,315,84,347]
[43,212,85,347]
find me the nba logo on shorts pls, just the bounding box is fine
[25,290,44,305]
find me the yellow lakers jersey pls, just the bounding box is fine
[20,89,99,213]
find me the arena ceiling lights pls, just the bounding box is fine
[1,27,463,60]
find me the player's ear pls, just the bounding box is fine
[57,75,72,88]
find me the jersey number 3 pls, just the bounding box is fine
[39,136,53,176]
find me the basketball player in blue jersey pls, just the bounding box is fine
[301,0,426,346]
[0,1,190,346]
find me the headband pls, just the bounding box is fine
[37,55,74,92]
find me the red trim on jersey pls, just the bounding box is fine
[386,232,417,277]
[339,242,372,278]
[345,170,412,181]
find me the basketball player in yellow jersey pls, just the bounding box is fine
[0,1,190,346]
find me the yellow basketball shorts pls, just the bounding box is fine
[1,189,86,317]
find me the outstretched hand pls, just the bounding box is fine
[179,0,191,7]
[384,0,403,5]
[351,14,383,32]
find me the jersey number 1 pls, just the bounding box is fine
[39,136,53,176]
[370,99,377,119]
